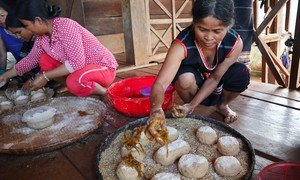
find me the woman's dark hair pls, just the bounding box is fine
[0,0,11,12]
[15,0,61,21]
[192,0,234,27]
[5,12,24,28]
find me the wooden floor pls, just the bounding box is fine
[0,53,299,180]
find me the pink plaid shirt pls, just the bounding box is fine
[14,17,118,76]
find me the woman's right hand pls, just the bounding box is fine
[144,107,166,144]
[21,79,33,95]
[0,73,8,88]
[0,69,18,88]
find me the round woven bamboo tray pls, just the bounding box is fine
[96,115,255,180]
[0,96,106,154]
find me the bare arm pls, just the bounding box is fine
[150,41,185,110]
[0,35,7,70]
[30,63,70,90]
[146,41,185,144]
[0,68,18,86]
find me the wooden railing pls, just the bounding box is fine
[121,0,300,89]
[253,0,299,89]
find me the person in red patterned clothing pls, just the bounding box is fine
[0,0,118,97]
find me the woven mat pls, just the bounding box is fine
[0,97,106,154]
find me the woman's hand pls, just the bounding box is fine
[30,74,48,91]
[144,107,167,144]
[0,69,18,88]
[21,79,33,95]
[0,74,8,88]
[171,103,194,117]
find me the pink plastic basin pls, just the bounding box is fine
[107,76,174,117]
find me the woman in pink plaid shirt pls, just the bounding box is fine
[0,0,118,97]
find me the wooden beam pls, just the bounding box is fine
[150,18,192,24]
[268,48,290,77]
[285,0,291,32]
[121,0,150,65]
[116,63,158,73]
[260,33,280,43]
[148,52,167,62]
[253,33,287,87]
[256,0,289,35]
[150,25,171,49]
[172,0,176,39]
[253,0,258,29]
[289,0,300,89]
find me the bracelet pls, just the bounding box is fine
[42,72,50,81]
[151,106,163,114]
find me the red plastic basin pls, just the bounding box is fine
[107,76,174,117]
[258,162,300,180]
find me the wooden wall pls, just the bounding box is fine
[83,0,193,36]
[84,0,193,54]
[84,0,123,35]
[49,0,193,54]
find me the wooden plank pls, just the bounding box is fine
[150,18,192,24]
[0,151,85,179]
[268,44,290,77]
[229,96,300,162]
[289,0,300,89]
[121,0,151,65]
[134,66,161,75]
[253,0,258,29]
[253,34,287,87]
[96,33,125,54]
[248,81,300,100]
[285,1,291,31]
[149,0,193,15]
[116,70,155,79]
[148,52,167,62]
[83,0,122,17]
[85,17,123,35]
[69,0,86,27]
[49,0,85,27]
[252,155,275,180]
[116,63,158,73]
[241,90,300,110]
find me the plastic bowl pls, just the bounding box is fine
[107,76,175,117]
[140,85,173,97]
[22,106,56,129]
[258,162,300,180]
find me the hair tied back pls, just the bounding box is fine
[47,5,61,18]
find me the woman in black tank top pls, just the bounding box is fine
[145,0,250,144]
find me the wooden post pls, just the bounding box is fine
[121,0,150,66]
[289,0,300,89]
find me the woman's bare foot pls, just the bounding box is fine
[216,104,238,123]
[56,86,68,94]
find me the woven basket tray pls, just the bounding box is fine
[96,115,255,180]
[0,96,106,154]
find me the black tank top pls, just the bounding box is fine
[175,25,240,76]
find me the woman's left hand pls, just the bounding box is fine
[171,103,194,117]
[30,74,48,91]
